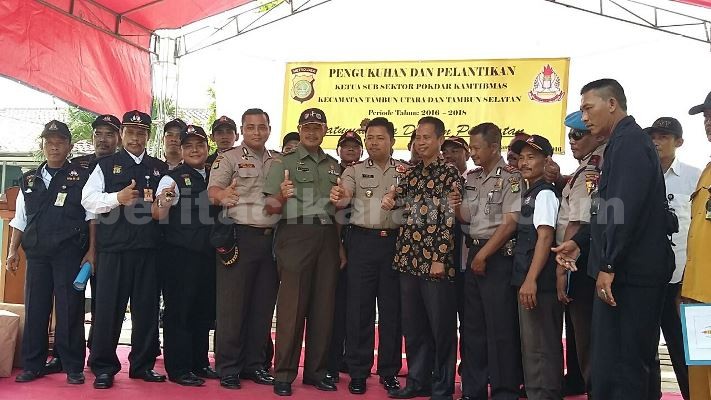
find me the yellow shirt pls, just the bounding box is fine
[682,163,711,303]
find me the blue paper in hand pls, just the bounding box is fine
[73,262,92,291]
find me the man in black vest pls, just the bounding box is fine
[72,114,122,168]
[152,125,216,386]
[510,135,563,400]
[6,120,94,385]
[82,110,168,389]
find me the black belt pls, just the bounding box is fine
[351,225,398,237]
[465,234,516,257]
[464,236,489,248]
[283,215,335,225]
[236,224,274,235]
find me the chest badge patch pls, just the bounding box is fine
[113,165,122,174]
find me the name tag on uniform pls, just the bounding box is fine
[238,163,256,169]
[362,174,374,178]
[144,188,154,202]
[54,192,67,207]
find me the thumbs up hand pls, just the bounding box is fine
[117,179,139,206]
[330,177,346,206]
[381,185,397,211]
[280,170,295,199]
[448,182,462,209]
[544,156,561,184]
[160,181,177,205]
[220,178,240,208]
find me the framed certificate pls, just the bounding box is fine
[681,303,711,365]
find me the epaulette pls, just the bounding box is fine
[503,164,519,174]
[281,148,297,156]
[211,154,225,170]
[467,166,483,175]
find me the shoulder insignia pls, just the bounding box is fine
[503,164,518,174]
[211,155,224,170]
[588,155,601,168]
[467,166,483,175]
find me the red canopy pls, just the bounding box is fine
[0,0,249,115]
[674,0,711,8]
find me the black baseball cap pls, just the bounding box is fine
[40,120,71,139]
[211,115,237,132]
[164,118,187,133]
[282,131,300,147]
[510,134,554,157]
[122,110,151,129]
[298,108,327,125]
[92,114,121,131]
[441,136,469,151]
[337,130,363,147]
[181,125,208,144]
[643,117,683,138]
[689,91,711,115]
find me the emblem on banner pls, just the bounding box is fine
[528,64,565,103]
[290,67,317,103]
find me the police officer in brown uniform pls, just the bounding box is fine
[263,108,342,396]
[207,108,279,389]
[337,118,405,395]
[449,122,523,400]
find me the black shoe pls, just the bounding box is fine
[15,371,42,383]
[274,381,292,396]
[67,372,85,384]
[325,371,340,383]
[220,374,241,389]
[379,376,400,393]
[303,377,337,391]
[171,373,205,387]
[193,366,219,380]
[129,369,166,382]
[241,369,275,385]
[349,378,366,394]
[93,373,114,389]
[44,358,62,375]
[388,385,431,399]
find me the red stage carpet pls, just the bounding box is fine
[0,345,684,400]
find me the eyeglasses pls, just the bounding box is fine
[568,129,589,141]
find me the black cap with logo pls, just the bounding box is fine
[211,115,237,132]
[441,136,469,151]
[689,91,711,115]
[298,108,327,125]
[164,118,187,133]
[337,130,363,147]
[121,110,151,129]
[92,114,121,131]
[40,120,71,139]
[181,125,208,144]
[643,117,683,138]
[510,134,554,157]
[282,132,300,147]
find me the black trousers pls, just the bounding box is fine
[327,267,347,374]
[400,273,457,400]
[460,248,522,400]
[344,229,401,379]
[161,245,215,379]
[567,271,595,395]
[215,225,278,377]
[591,282,665,400]
[89,249,160,376]
[650,282,689,399]
[22,246,86,373]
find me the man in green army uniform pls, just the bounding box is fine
[263,108,343,396]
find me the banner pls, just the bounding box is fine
[282,58,570,153]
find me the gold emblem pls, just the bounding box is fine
[113,165,122,174]
[290,67,317,103]
[365,189,373,198]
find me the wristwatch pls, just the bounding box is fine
[601,264,614,273]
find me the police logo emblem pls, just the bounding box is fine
[67,169,80,181]
[103,115,112,121]
[153,169,160,177]
[290,67,317,103]
[184,177,192,186]
[365,189,373,198]
[131,113,142,123]
[528,64,565,103]
[113,165,122,174]
[48,122,59,131]
[395,164,407,174]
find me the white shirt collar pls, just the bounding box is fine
[666,157,681,177]
[126,150,145,164]
[194,168,207,178]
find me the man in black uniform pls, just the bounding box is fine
[163,118,186,170]
[7,120,95,385]
[82,110,169,389]
[40,114,122,376]
[152,125,217,386]
[206,115,238,169]
[556,79,674,399]
[72,114,122,168]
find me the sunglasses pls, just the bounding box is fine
[568,129,589,141]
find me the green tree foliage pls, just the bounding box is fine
[66,107,97,143]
